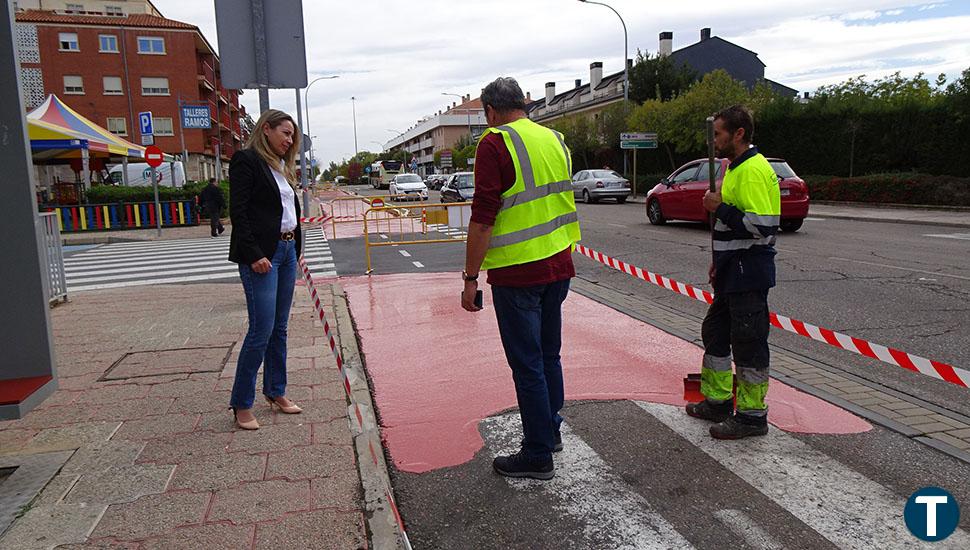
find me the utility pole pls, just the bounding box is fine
[351,96,359,159]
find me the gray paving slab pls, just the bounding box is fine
[89,491,208,541]
[0,504,107,550]
[62,464,174,505]
[253,509,367,550]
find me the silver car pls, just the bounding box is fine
[571,169,631,203]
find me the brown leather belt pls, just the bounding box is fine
[280,231,295,241]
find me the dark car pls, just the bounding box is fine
[427,175,448,190]
[440,172,474,203]
[645,157,810,232]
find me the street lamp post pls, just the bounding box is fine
[304,75,339,179]
[579,0,630,178]
[441,92,472,143]
[350,96,360,160]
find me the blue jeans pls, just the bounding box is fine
[491,279,570,463]
[230,239,297,409]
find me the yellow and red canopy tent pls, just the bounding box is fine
[26,94,175,163]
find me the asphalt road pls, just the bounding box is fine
[333,185,970,548]
[392,400,970,549]
[343,184,970,419]
[570,200,970,418]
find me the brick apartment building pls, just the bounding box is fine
[14,5,246,181]
[385,94,488,176]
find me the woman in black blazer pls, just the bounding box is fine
[227,109,304,430]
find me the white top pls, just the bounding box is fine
[270,163,297,232]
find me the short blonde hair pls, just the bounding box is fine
[245,109,301,186]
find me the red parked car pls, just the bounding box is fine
[645,157,810,232]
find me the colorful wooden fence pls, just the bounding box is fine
[45,199,200,232]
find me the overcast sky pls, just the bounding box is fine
[153,0,969,167]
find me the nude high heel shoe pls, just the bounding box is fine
[230,407,260,430]
[265,396,303,414]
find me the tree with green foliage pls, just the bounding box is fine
[628,50,698,104]
[627,70,749,167]
[549,115,600,171]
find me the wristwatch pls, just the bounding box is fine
[462,271,478,282]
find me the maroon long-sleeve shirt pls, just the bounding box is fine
[470,132,574,287]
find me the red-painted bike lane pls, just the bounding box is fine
[341,272,871,474]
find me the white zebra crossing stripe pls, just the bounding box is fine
[65,228,337,292]
[66,254,333,276]
[635,401,970,549]
[712,509,784,550]
[482,414,695,550]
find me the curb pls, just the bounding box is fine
[807,211,970,229]
[331,284,409,550]
[813,200,970,212]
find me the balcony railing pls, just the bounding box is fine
[198,61,215,89]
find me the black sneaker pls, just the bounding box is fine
[710,414,768,440]
[218,225,225,235]
[493,451,554,480]
[553,432,563,453]
[685,399,733,422]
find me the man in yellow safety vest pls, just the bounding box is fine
[687,104,781,439]
[461,77,581,480]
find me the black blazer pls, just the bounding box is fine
[228,148,302,265]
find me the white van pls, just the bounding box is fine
[108,162,186,188]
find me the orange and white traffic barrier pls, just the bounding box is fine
[575,244,970,389]
[298,256,412,549]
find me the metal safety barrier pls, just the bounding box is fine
[363,202,472,273]
[323,194,430,238]
[38,212,67,305]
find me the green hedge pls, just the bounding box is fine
[84,181,229,211]
[804,173,970,206]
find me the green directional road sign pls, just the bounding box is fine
[620,139,657,149]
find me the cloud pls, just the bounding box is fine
[150,0,970,165]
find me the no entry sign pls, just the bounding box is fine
[145,145,163,168]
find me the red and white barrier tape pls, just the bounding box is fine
[299,215,333,225]
[298,251,412,548]
[575,244,970,389]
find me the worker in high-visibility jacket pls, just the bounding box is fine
[687,105,781,439]
[461,77,580,480]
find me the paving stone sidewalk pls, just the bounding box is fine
[0,283,367,549]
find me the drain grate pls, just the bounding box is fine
[99,344,234,381]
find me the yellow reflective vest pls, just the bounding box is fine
[478,118,581,270]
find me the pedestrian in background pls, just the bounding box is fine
[200,177,225,237]
[462,77,581,480]
[227,109,304,430]
[687,105,780,439]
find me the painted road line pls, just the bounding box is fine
[829,257,970,282]
[67,259,337,285]
[712,509,784,550]
[69,266,339,292]
[804,217,825,221]
[412,261,424,268]
[66,254,334,275]
[925,233,970,241]
[399,250,411,257]
[636,401,970,549]
[482,414,694,550]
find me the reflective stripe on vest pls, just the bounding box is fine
[479,118,580,270]
[715,152,780,251]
